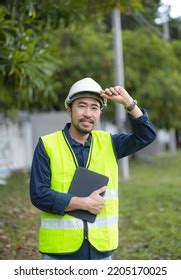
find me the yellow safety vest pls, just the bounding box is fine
[39,130,118,253]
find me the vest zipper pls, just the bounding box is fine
[62,131,94,168]
[84,221,88,239]
[62,131,93,242]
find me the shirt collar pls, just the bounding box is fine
[63,123,91,147]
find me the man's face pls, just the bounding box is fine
[68,97,101,134]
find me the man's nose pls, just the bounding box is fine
[83,107,92,117]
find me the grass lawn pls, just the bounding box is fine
[0,151,181,260]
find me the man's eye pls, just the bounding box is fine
[92,107,99,110]
[79,105,85,108]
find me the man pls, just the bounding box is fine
[30,77,156,260]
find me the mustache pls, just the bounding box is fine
[79,118,94,124]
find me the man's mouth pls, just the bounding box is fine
[80,119,94,124]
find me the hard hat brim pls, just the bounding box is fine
[65,91,107,110]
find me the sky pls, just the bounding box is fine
[161,0,181,18]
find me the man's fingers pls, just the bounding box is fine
[109,87,119,95]
[101,88,113,96]
[100,91,114,100]
[101,86,125,96]
[100,87,122,98]
[95,186,106,195]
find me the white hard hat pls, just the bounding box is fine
[64,77,107,110]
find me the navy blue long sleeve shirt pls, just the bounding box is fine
[30,109,156,259]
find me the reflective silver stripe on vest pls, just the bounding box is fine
[105,189,118,199]
[41,219,83,229]
[88,216,118,228]
[41,216,118,229]
[53,189,118,198]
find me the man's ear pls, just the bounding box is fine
[66,107,71,117]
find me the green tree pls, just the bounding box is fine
[1,0,180,129]
[27,23,115,116]
[169,17,181,40]
[104,0,161,32]
[123,28,181,129]
[0,4,61,116]
[57,24,114,108]
[0,0,143,116]
[171,40,181,70]
[122,0,161,29]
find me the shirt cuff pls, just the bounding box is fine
[52,192,73,215]
[128,108,148,123]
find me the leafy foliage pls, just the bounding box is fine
[168,17,181,40]
[19,22,115,114]
[0,0,143,116]
[0,4,61,115]
[0,0,181,129]
[123,28,181,128]
[54,24,114,112]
